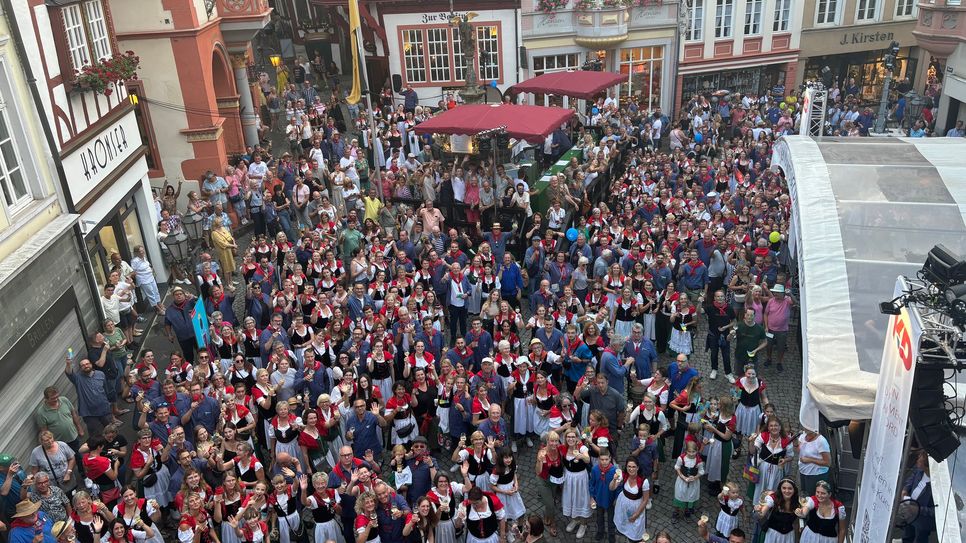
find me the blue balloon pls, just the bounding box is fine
[490,80,498,88]
[591,107,600,115]
[694,132,704,143]
[566,228,579,242]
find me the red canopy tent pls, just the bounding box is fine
[509,70,625,100]
[413,104,574,143]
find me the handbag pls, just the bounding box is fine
[41,446,64,488]
[743,454,761,484]
[395,419,417,439]
[277,504,306,541]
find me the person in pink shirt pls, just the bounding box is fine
[762,284,795,372]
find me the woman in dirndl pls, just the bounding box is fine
[673,440,705,518]
[270,403,305,466]
[704,397,737,495]
[750,416,795,506]
[639,280,659,341]
[452,431,495,492]
[613,458,650,543]
[796,481,847,543]
[669,294,698,356]
[509,358,536,446]
[213,472,244,543]
[427,473,466,543]
[462,487,507,543]
[269,475,303,543]
[385,381,419,446]
[560,428,592,537]
[735,365,769,442]
[530,371,559,439]
[368,342,395,401]
[129,429,172,509]
[300,472,344,543]
[612,286,641,339]
[754,479,801,543]
[489,449,526,523]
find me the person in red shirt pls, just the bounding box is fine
[82,436,122,506]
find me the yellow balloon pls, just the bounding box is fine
[769,231,781,244]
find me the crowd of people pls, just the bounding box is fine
[0,72,870,543]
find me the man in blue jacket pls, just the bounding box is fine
[498,252,524,308]
[164,287,198,362]
[589,451,621,543]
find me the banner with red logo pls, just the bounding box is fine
[854,278,921,543]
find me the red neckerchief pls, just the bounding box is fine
[164,394,180,415]
[713,301,729,316]
[688,260,703,276]
[211,292,225,306]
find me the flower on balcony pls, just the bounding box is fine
[629,0,661,6]
[73,50,141,96]
[575,0,630,10]
[537,0,569,14]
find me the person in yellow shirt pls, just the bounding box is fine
[362,187,383,223]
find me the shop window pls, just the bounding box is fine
[618,47,664,112]
[686,0,704,41]
[773,0,792,31]
[715,0,734,38]
[532,54,581,107]
[816,0,839,24]
[744,0,762,35]
[855,0,879,21]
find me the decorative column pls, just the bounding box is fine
[231,53,260,147]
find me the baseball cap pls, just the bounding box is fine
[0,454,12,468]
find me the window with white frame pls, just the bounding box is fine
[84,0,111,61]
[715,0,734,38]
[816,0,838,24]
[452,27,467,82]
[744,0,763,35]
[402,25,502,85]
[773,0,791,31]
[856,0,878,20]
[402,29,426,83]
[476,26,500,81]
[0,93,31,211]
[426,27,450,83]
[533,54,581,75]
[62,0,113,70]
[686,0,704,41]
[895,0,915,16]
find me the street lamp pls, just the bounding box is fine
[163,232,190,262]
[182,212,204,243]
[905,90,925,133]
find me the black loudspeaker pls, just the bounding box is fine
[496,133,510,147]
[908,366,960,462]
[519,46,528,70]
[478,138,492,153]
[392,74,403,93]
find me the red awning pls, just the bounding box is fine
[509,70,626,100]
[413,104,574,143]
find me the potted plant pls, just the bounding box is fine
[537,0,569,14]
[73,50,140,96]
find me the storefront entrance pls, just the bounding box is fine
[682,64,786,101]
[85,190,148,288]
[804,48,918,104]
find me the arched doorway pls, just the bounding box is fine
[212,47,244,154]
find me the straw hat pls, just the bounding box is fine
[12,499,41,518]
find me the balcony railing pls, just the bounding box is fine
[912,1,966,57]
[522,1,676,40]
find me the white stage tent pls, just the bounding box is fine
[773,136,966,541]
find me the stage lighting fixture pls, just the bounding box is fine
[945,283,966,325]
[922,244,966,287]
